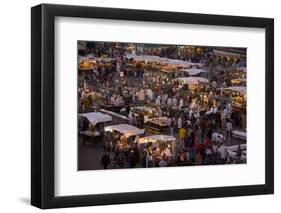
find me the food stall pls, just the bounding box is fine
[145,117,170,132]
[213,49,241,62]
[219,86,246,110]
[231,78,247,86]
[138,135,176,161]
[78,112,112,145]
[79,55,116,71]
[105,124,145,137]
[100,94,125,112]
[175,77,209,91]
[125,54,203,72]
[130,105,158,121]
[228,68,247,79]
[79,59,93,71]
[104,124,145,152]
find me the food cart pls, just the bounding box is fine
[175,77,209,92]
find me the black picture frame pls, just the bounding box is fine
[31,3,274,209]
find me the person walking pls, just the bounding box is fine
[101,152,110,169]
[179,127,187,148]
[226,119,233,145]
[177,116,183,130]
[236,144,242,163]
[169,117,175,136]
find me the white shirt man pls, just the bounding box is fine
[226,121,233,131]
[167,97,172,106]
[163,94,168,102]
[186,151,190,161]
[161,97,166,105]
[146,89,154,100]
[223,108,229,118]
[155,96,161,106]
[177,117,182,129]
[189,109,193,119]
[179,98,184,108]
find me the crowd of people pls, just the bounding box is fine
[78,42,247,170]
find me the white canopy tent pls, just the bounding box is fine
[213,50,240,58]
[104,124,144,137]
[232,130,247,140]
[89,57,116,62]
[79,112,112,125]
[79,54,115,64]
[175,77,209,85]
[125,54,202,68]
[181,68,207,76]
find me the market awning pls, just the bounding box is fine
[79,112,112,125]
[181,68,207,76]
[213,50,240,58]
[138,135,176,144]
[104,124,144,137]
[91,57,115,62]
[175,77,209,84]
[125,54,201,68]
[232,130,247,140]
[231,78,246,82]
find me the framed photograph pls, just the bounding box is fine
[31,4,274,209]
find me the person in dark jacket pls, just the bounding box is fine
[101,152,110,169]
[128,150,137,168]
